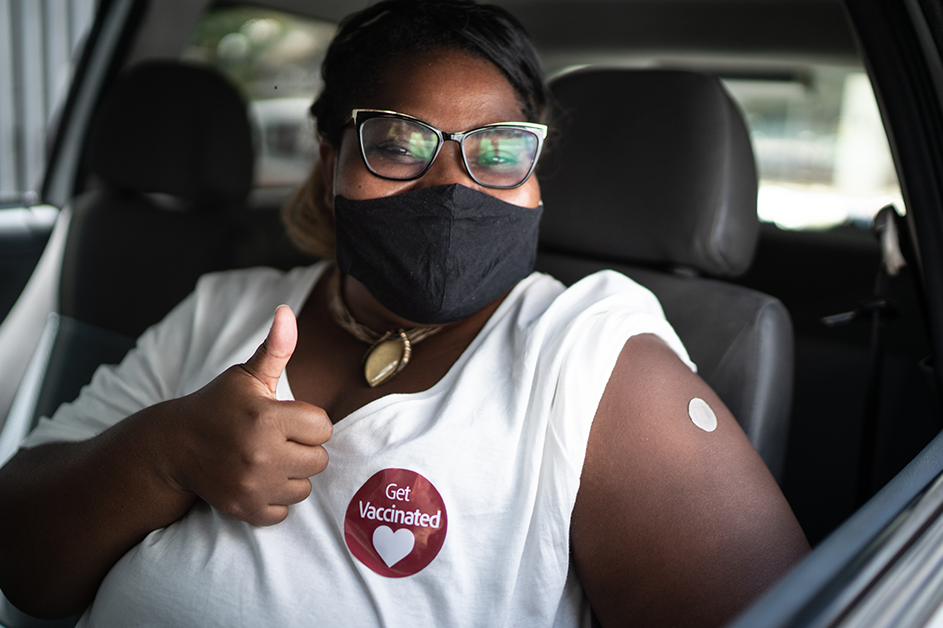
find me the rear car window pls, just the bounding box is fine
[1,0,96,203]
[724,67,903,231]
[185,7,901,233]
[182,7,336,188]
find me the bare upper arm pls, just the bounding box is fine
[571,333,809,628]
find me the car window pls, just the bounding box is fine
[548,61,901,233]
[186,7,900,235]
[0,0,96,204]
[0,0,95,325]
[724,67,903,231]
[182,7,336,188]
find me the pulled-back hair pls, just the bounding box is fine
[283,0,551,258]
[312,0,550,143]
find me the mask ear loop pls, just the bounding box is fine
[326,126,356,206]
[332,137,342,201]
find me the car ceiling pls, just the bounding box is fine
[125,0,862,74]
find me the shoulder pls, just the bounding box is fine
[525,269,665,315]
[182,263,326,346]
[572,334,808,627]
[561,268,666,312]
[521,269,695,372]
[22,263,329,447]
[145,262,325,366]
[191,262,326,311]
[513,269,672,328]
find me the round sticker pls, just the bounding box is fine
[344,468,448,578]
[688,397,717,432]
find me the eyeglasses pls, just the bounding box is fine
[350,109,547,189]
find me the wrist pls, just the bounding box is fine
[114,398,197,511]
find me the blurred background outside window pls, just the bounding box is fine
[0,0,95,205]
[725,68,903,231]
[188,6,903,232]
[183,7,334,189]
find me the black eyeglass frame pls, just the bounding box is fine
[350,108,547,189]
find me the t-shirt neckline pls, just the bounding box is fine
[277,261,542,434]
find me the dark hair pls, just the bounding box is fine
[284,0,550,259]
[311,0,550,144]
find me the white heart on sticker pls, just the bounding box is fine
[372,526,415,568]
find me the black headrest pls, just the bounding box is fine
[88,61,254,205]
[539,68,759,277]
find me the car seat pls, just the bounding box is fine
[0,59,257,469]
[0,59,263,628]
[0,59,316,627]
[537,68,794,481]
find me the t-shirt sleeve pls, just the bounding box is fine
[20,263,321,449]
[22,290,199,447]
[535,269,695,498]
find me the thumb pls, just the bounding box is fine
[243,305,297,394]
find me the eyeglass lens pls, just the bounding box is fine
[359,117,539,188]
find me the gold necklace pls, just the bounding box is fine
[328,268,442,387]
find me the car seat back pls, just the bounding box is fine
[537,68,794,480]
[65,60,255,339]
[0,61,257,461]
[0,59,306,628]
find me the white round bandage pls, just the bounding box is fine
[688,398,717,432]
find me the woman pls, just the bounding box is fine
[0,1,809,626]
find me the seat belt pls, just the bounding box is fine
[821,205,905,507]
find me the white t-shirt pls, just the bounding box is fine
[25,262,693,627]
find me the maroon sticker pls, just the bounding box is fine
[344,468,448,578]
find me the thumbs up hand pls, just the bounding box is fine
[163,305,332,526]
[243,304,300,395]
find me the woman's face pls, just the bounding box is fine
[320,48,542,209]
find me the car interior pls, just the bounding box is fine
[539,66,794,480]
[1,0,940,625]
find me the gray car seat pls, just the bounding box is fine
[0,59,263,628]
[28,60,259,430]
[0,58,330,627]
[536,68,794,481]
[0,61,260,628]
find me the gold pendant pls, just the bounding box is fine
[364,330,412,387]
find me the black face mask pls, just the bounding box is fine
[334,184,542,325]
